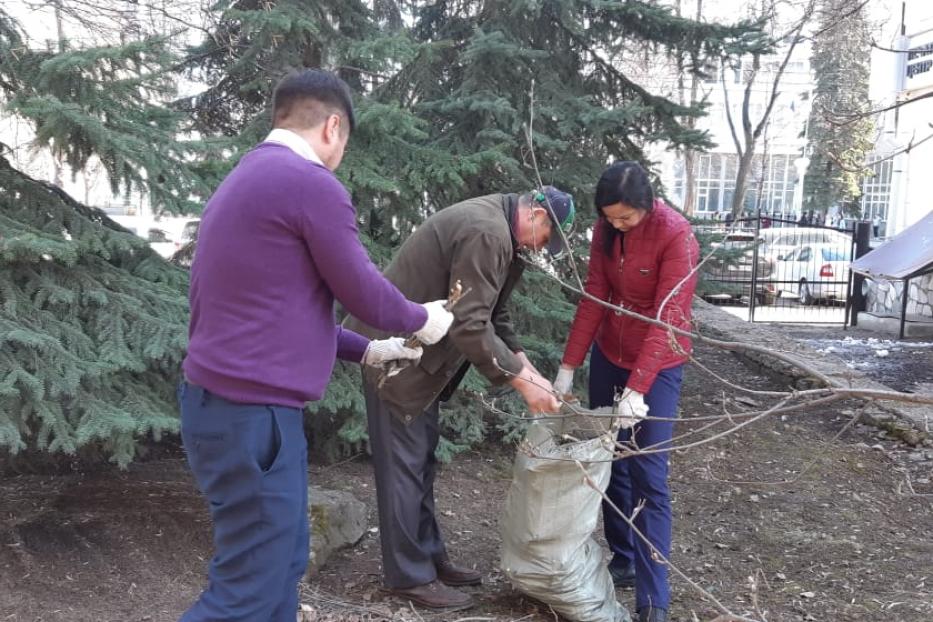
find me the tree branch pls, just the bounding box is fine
[577,462,764,622]
[741,57,756,140]
[722,65,745,156]
[827,91,933,126]
[753,0,814,138]
[805,0,872,42]
[819,124,933,174]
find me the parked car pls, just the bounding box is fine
[170,240,196,268]
[166,219,200,266]
[758,227,852,263]
[772,243,852,304]
[147,227,177,258]
[176,219,200,250]
[701,231,777,305]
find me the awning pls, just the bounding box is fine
[851,210,933,280]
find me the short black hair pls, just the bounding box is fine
[271,69,356,134]
[595,161,655,257]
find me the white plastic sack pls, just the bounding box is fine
[500,421,631,622]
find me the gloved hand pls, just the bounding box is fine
[616,388,649,427]
[552,366,575,399]
[413,300,455,345]
[362,337,423,367]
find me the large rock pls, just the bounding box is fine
[307,485,368,572]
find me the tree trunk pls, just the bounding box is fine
[683,149,697,215]
[732,147,755,217]
[678,0,702,216]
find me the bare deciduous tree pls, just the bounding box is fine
[724,0,816,217]
[677,0,706,215]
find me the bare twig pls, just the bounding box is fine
[655,221,744,323]
[822,124,933,171]
[575,461,764,622]
[704,403,867,485]
[523,78,584,292]
[377,280,468,388]
[551,271,839,388]
[514,395,845,463]
[827,91,933,126]
[896,469,933,498]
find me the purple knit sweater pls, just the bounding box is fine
[183,143,427,407]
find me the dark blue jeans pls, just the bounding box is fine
[178,382,308,622]
[588,344,684,612]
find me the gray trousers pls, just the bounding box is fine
[364,382,449,588]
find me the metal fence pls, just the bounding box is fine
[697,216,856,324]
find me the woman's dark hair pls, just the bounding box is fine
[595,161,655,256]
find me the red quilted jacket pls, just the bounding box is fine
[561,200,699,394]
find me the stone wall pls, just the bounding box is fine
[865,272,933,319]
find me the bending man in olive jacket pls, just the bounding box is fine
[345,187,575,611]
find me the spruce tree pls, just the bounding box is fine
[802,0,874,216]
[181,0,762,460]
[0,9,199,466]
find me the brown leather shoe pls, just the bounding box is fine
[385,580,474,611]
[435,558,483,586]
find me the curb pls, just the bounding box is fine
[692,299,931,446]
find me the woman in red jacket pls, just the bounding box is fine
[552,162,699,622]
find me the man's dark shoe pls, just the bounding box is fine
[435,558,483,586]
[385,580,474,611]
[608,562,636,588]
[638,606,668,622]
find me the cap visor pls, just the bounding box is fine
[547,235,565,256]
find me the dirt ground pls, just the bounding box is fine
[2,339,932,622]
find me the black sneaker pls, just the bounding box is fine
[608,562,635,588]
[638,606,668,622]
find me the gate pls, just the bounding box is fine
[699,216,856,324]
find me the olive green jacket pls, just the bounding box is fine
[344,193,525,419]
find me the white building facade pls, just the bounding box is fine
[656,1,815,222]
[867,0,933,238]
[860,0,933,323]
[659,0,933,232]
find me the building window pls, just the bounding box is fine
[678,152,797,220]
[860,159,892,233]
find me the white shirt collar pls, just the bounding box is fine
[264,128,324,166]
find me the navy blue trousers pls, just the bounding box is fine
[588,345,683,612]
[178,382,309,622]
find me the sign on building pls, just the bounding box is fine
[905,35,933,93]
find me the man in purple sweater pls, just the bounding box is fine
[178,70,454,622]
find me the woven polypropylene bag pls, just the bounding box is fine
[500,422,631,622]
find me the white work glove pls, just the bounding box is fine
[616,388,649,427]
[362,337,423,367]
[552,366,575,399]
[413,299,455,345]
